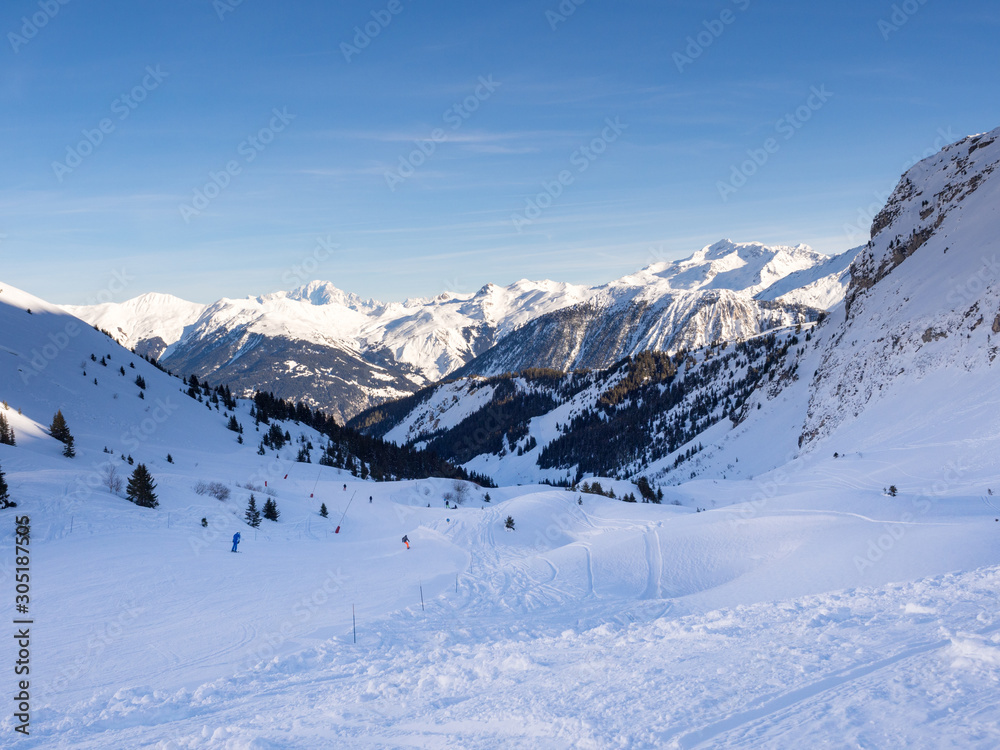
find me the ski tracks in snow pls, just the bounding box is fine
[672,616,1000,749]
[643,526,664,600]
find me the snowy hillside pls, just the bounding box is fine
[0,281,473,500]
[354,331,809,488]
[63,293,205,361]
[66,242,855,421]
[3,277,1000,747]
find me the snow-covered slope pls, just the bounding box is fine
[65,241,855,420]
[62,292,205,359]
[624,240,845,297]
[0,282,352,486]
[354,329,809,487]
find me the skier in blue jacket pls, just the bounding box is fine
[232,532,241,552]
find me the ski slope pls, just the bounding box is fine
[2,467,1000,749]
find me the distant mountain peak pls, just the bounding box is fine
[283,280,375,310]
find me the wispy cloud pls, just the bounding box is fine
[459,144,540,155]
[306,128,585,143]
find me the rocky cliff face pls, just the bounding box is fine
[801,128,1000,447]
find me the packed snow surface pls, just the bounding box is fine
[4,459,1000,749]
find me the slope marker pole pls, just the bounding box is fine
[352,604,357,644]
[310,466,322,498]
[336,492,357,532]
[420,583,424,611]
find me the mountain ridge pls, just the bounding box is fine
[64,240,859,420]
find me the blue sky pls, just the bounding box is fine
[2,0,998,305]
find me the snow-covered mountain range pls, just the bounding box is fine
[354,127,1000,488]
[65,240,859,421]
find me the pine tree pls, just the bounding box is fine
[0,413,15,446]
[636,476,655,503]
[0,463,15,509]
[126,464,158,508]
[262,497,280,522]
[319,503,328,518]
[50,410,72,444]
[62,435,76,458]
[245,495,261,527]
[227,415,240,433]
[505,515,515,531]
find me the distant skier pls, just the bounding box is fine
[231,532,241,553]
[369,495,373,503]
[343,484,347,491]
[402,534,410,550]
